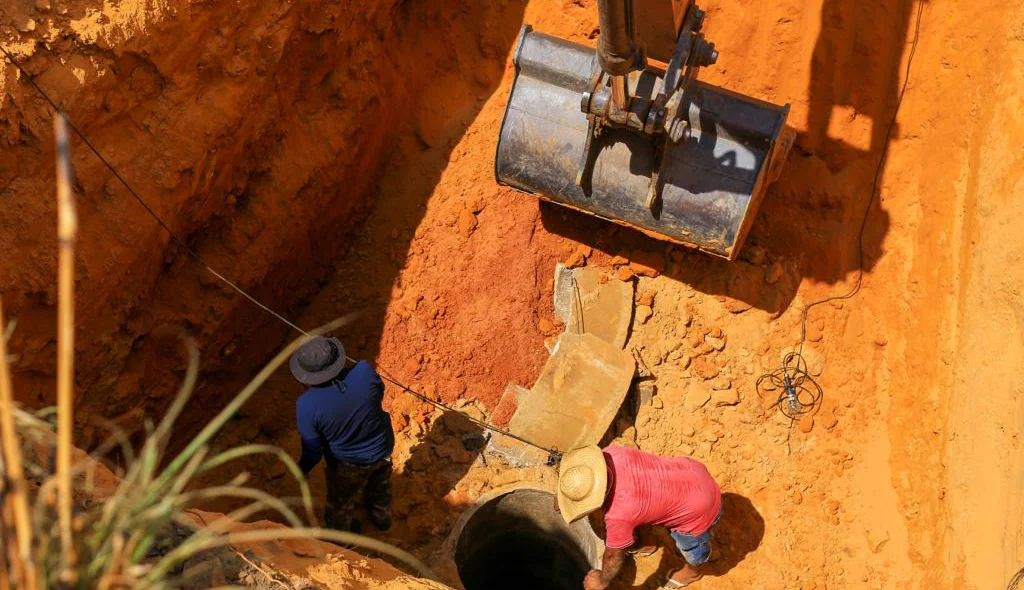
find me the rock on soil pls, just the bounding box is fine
[684,386,713,412]
[556,266,634,348]
[712,387,741,406]
[629,250,666,277]
[635,305,654,324]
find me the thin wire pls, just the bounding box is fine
[0,46,309,337]
[797,0,926,353]
[759,1,925,442]
[370,361,562,458]
[0,45,561,460]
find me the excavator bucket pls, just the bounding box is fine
[495,26,795,260]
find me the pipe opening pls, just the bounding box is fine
[454,489,601,590]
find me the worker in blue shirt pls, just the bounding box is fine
[290,336,394,532]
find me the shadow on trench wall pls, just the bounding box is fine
[540,0,922,317]
[169,0,530,511]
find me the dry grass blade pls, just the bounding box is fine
[157,315,353,489]
[54,113,78,570]
[0,298,36,589]
[232,550,292,590]
[198,445,316,524]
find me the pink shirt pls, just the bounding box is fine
[602,445,722,549]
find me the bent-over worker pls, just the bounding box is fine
[291,336,394,532]
[557,445,722,589]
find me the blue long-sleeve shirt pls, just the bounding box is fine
[296,361,394,472]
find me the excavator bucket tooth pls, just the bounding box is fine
[495,26,795,260]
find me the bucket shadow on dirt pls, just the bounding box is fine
[539,0,923,316]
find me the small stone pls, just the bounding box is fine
[268,460,287,479]
[819,409,838,430]
[629,250,666,277]
[609,255,629,267]
[704,335,726,351]
[722,297,753,314]
[710,377,732,391]
[408,419,423,438]
[35,0,51,11]
[652,397,664,409]
[615,266,636,282]
[637,290,657,307]
[635,305,654,324]
[806,321,824,343]
[635,381,656,407]
[679,307,692,326]
[465,195,486,214]
[798,416,814,433]
[457,210,477,236]
[564,245,591,269]
[874,334,888,347]
[678,354,692,369]
[17,19,37,32]
[708,326,724,338]
[711,387,740,406]
[691,357,719,380]
[742,245,767,266]
[538,317,564,336]
[681,424,695,437]
[684,387,712,412]
[764,260,784,284]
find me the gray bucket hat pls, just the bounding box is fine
[289,336,347,385]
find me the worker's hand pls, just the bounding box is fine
[583,569,610,590]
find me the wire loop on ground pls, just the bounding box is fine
[755,351,822,421]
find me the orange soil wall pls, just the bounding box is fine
[2,0,1023,587]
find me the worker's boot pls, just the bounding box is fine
[369,505,392,531]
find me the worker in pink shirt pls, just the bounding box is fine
[557,445,722,589]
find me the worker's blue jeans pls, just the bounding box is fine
[669,509,722,566]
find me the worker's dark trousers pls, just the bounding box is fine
[323,458,392,532]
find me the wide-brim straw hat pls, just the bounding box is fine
[289,336,347,385]
[557,445,608,524]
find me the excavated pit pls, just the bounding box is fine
[453,489,601,590]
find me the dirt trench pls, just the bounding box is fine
[3,0,1024,588]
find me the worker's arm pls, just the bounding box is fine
[585,515,635,589]
[296,398,323,475]
[584,549,626,590]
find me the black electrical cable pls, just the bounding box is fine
[0,45,562,462]
[1009,567,1024,590]
[757,1,925,424]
